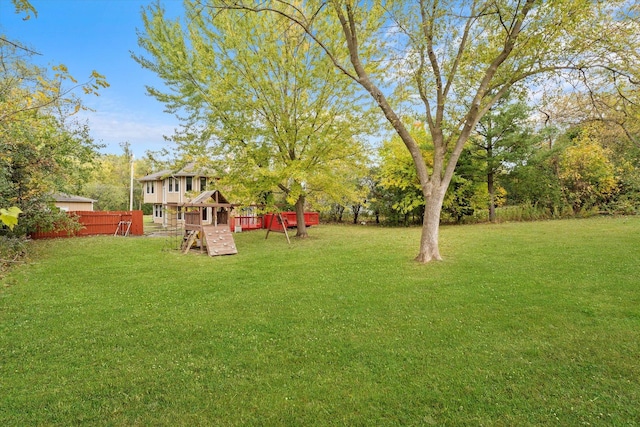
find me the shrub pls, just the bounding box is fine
[0,236,28,277]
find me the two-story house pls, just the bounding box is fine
[139,163,214,227]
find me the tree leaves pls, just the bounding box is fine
[0,40,104,236]
[135,2,373,211]
[0,206,22,230]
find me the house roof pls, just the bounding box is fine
[138,162,213,182]
[190,190,229,205]
[138,169,172,182]
[175,190,232,208]
[53,193,97,203]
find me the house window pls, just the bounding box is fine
[146,181,155,194]
[168,177,180,193]
[202,207,208,221]
[186,176,193,192]
[200,177,207,191]
[154,204,163,218]
[177,207,183,220]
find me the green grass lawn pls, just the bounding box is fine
[1,217,639,425]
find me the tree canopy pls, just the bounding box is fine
[0,35,108,236]
[135,1,372,237]
[210,0,640,261]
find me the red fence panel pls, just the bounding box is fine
[262,212,319,230]
[231,215,264,231]
[304,212,320,226]
[31,210,144,239]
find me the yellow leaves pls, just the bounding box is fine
[52,64,77,83]
[90,70,109,88]
[11,0,37,20]
[558,126,619,210]
[494,186,508,208]
[378,132,433,192]
[0,207,23,230]
[1,59,108,123]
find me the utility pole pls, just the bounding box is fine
[129,154,135,211]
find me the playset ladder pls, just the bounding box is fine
[182,230,199,253]
[114,220,132,237]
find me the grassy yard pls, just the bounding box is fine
[1,217,639,425]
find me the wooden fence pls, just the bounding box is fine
[263,212,320,230]
[31,210,144,239]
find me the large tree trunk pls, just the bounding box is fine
[294,195,308,238]
[415,186,445,262]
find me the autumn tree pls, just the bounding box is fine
[377,134,487,225]
[81,143,154,212]
[212,0,639,261]
[134,1,371,238]
[557,125,618,214]
[0,36,107,236]
[376,134,429,225]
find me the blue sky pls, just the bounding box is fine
[1,0,184,158]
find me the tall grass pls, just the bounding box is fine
[1,217,639,425]
[461,202,597,224]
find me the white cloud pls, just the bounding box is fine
[78,105,180,157]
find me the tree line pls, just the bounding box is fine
[334,94,640,226]
[2,0,639,266]
[135,0,640,262]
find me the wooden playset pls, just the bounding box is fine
[180,190,237,256]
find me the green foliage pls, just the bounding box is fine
[134,2,371,219]
[494,119,640,222]
[558,126,618,214]
[376,135,492,225]
[0,235,27,276]
[0,38,106,236]
[374,134,427,224]
[80,144,154,211]
[470,95,540,219]
[441,175,478,224]
[502,142,566,211]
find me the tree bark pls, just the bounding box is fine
[352,204,361,224]
[415,187,445,262]
[488,170,496,223]
[294,195,308,238]
[217,0,537,262]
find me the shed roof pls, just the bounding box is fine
[53,193,97,203]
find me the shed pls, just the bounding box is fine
[53,193,96,212]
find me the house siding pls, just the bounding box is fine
[143,179,163,204]
[56,201,94,212]
[139,166,214,226]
